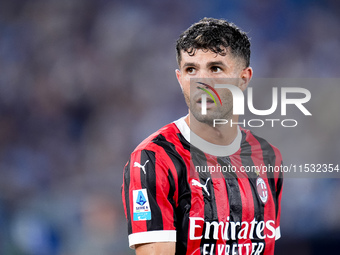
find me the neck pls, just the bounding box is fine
[184,113,239,146]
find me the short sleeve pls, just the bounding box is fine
[121,148,177,248]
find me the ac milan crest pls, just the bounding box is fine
[256,177,268,204]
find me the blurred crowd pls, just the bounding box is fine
[0,0,339,254]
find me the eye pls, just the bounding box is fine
[186,67,196,75]
[211,66,222,73]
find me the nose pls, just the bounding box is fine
[197,69,213,79]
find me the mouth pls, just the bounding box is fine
[196,97,215,104]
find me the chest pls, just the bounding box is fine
[188,175,273,223]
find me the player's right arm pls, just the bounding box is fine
[135,242,176,255]
[122,148,178,252]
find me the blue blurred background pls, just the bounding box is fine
[0,0,339,254]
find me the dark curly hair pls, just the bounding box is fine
[176,18,251,68]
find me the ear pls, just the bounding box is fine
[238,67,253,91]
[175,69,183,91]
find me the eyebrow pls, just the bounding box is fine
[181,61,227,69]
[182,62,199,68]
[206,61,227,68]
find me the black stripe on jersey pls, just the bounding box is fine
[217,155,242,247]
[123,160,132,234]
[218,156,237,179]
[177,132,190,152]
[167,169,177,228]
[140,150,164,231]
[275,171,283,219]
[252,134,280,218]
[219,156,242,246]
[152,134,191,255]
[240,130,265,253]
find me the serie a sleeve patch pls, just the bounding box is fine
[133,189,152,221]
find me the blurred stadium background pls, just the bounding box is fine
[0,0,339,254]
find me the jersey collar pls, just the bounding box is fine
[174,116,242,157]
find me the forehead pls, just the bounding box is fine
[179,49,238,67]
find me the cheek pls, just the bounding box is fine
[183,86,191,99]
[180,77,191,92]
[219,89,234,104]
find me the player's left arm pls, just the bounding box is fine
[274,149,283,240]
[122,148,178,249]
[135,242,176,255]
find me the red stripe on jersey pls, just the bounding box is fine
[273,146,283,179]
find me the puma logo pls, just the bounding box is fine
[133,160,149,174]
[191,178,211,196]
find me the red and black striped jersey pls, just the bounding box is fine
[122,116,283,255]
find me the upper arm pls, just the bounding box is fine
[135,242,176,255]
[122,148,178,249]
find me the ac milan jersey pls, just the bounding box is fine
[122,116,283,255]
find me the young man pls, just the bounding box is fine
[122,18,283,255]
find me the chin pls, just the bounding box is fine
[191,110,231,126]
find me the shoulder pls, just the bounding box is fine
[127,120,187,176]
[132,121,182,156]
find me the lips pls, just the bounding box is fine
[197,98,214,104]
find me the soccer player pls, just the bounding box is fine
[122,18,283,255]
